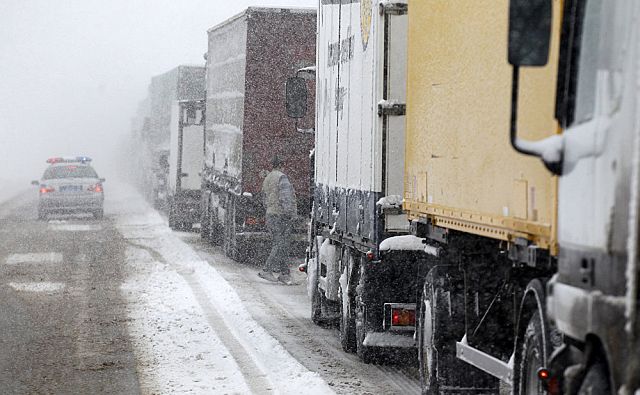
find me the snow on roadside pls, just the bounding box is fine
[113,183,334,394]
[122,247,251,394]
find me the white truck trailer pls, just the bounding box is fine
[167,99,205,230]
[287,0,424,362]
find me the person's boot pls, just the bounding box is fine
[277,272,292,285]
[257,270,279,283]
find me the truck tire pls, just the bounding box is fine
[309,237,327,325]
[355,275,375,363]
[200,209,210,241]
[355,303,374,363]
[223,200,238,260]
[418,269,494,394]
[223,229,237,260]
[37,208,47,221]
[514,311,546,395]
[168,203,177,229]
[579,361,611,395]
[513,280,561,395]
[339,281,357,352]
[209,212,222,245]
[311,282,324,325]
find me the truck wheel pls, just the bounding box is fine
[168,204,177,229]
[339,281,357,352]
[37,209,47,221]
[200,210,210,241]
[513,280,561,395]
[209,213,222,245]
[93,209,104,220]
[355,277,374,363]
[223,233,237,260]
[514,311,546,395]
[309,237,326,325]
[418,270,494,394]
[223,206,238,260]
[579,361,611,395]
[311,283,324,325]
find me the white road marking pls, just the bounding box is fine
[48,224,101,232]
[5,252,63,265]
[8,282,65,293]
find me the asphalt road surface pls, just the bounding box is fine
[0,192,139,394]
[0,186,421,394]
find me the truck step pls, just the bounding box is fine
[363,332,415,348]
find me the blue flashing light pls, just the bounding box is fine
[46,156,92,164]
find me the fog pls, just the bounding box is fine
[0,0,316,184]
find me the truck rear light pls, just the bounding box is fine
[537,368,549,380]
[366,250,375,261]
[537,368,560,394]
[245,216,258,225]
[383,303,416,331]
[391,308,416,327]
[39,186,55,194]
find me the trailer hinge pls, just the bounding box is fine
[508,238,548,268]
[377,101,406,116]
[379,1,408,16]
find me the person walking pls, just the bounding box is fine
[258,156,297,285]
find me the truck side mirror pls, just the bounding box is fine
[507,0,562,175]
[285,77,308,119]
[508,0,552,67]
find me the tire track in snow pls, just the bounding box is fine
[190,243,421,395]
[126,241,274,394]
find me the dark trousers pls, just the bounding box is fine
[264,214,292,275]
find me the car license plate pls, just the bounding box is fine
[60,185,82,192]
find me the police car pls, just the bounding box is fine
[32,156,105,220]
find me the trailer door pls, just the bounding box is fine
[379,2,408,232]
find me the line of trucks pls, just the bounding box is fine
[130,2,640,394]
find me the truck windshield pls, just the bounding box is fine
[43,165,98,179]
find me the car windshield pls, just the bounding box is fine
[43,165,98,180]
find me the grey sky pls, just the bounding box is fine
[0,0,316,181]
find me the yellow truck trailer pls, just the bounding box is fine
[402,0,563,393]
[404,0,561,254]
[401,0,640,394]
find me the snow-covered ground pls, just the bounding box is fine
[110,184,334,394]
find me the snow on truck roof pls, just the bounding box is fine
[206,7,316,34]
[151,65,205,80]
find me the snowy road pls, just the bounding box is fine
[0,183,420,394]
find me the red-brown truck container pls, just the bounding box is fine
[200,7,316,262]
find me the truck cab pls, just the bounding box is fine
[508,0,640,392]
